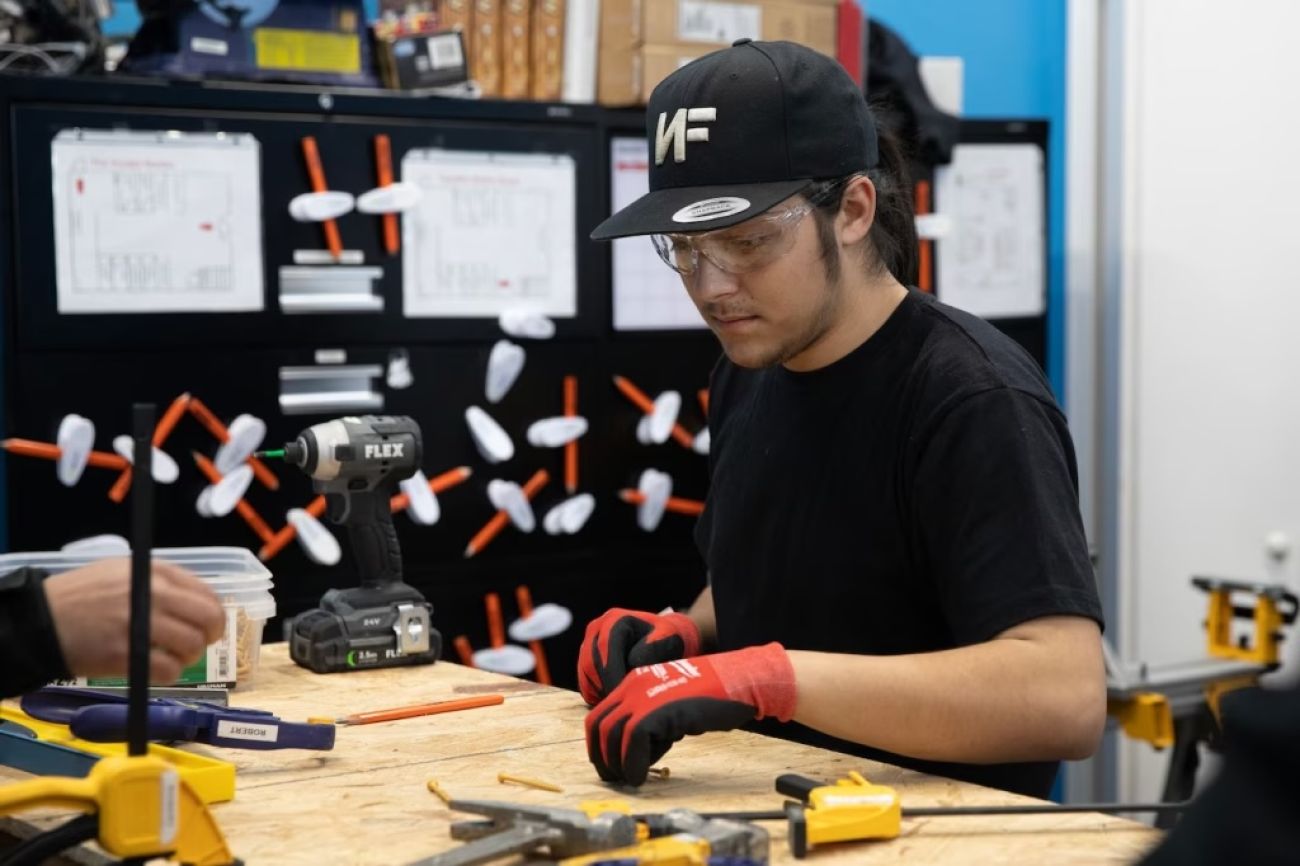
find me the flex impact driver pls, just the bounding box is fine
[259,415,442,673]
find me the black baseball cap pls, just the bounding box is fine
[591,39,879,240]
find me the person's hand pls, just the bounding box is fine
[578,608,702,705]
[585,642,797,786]
[42,559,226,683]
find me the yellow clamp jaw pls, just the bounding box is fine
[778,771,901,858]
[0,754,236,865]
[1194,576,1298,666]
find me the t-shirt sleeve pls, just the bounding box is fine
[909,387,1104,645]
[0,567,72,698]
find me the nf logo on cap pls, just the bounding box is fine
[655,106,717,165]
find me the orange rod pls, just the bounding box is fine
[374,134,400,256]
[153,393,191,446]
[187,398,279,491]
[463,469,550,558]
[257,495,327,562]
[2,439,129,470]
[698,388,709,417]
[390,465,473,512]
[563,376,578,495]
[618,488,706,516]
[613,376,696,450]
[485,593,505,649]
[301,136,343,260]
[340,694,503,726]
[515,585,552,685]
[916,180,933,294]
[192,453,275,544]
[453,636,476,667]
[107,468,132,503]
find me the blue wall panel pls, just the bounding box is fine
[865,0,1068,399]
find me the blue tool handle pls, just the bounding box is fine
[69,704,200,743]
[20,687,127,724]
[205,718,337,751]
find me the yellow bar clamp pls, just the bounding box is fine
[0,754,235,865]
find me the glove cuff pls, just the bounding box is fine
[661,611,703,657]
[710,642,798,722]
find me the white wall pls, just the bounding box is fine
[1114,0,1300,801]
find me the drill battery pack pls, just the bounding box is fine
[289,599,442,674]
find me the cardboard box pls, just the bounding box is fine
[530,0,565,99]
[642,0,836,53]
[472,0,503,96]
[597,0,837,106]
[502,0,532,98]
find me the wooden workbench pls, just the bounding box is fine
[2,644,1161,865]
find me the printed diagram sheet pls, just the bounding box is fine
[51,129,264,314]
[610,137,706,331]
[934,143,1046,319]
[402,149,577,318]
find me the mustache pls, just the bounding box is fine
[702,305,757,320]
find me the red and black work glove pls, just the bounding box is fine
[578,608,702,706]
[585,642,797,786]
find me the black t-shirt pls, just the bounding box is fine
[694,289,1103,798]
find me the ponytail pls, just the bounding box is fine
[807,103,919,287]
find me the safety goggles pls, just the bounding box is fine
[649,177,853,277]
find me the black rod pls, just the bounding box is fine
[127,403,155,758]
[671,801,1191,823]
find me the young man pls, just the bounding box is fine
[580,39,1106,798]
[1,558,226,697]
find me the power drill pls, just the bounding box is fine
[260,415,442,673]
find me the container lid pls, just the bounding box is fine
[0,546,272,582]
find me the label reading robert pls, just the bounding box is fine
[216,720,280,743]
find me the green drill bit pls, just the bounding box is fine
[255,449,286,460]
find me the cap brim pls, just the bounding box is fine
[590,179,813,240]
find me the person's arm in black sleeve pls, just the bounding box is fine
[0,567,72,698]
[781,387,1108,764]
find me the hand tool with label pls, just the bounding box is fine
[21,686,335,750]
[407,799,639,866]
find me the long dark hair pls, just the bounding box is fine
[807,107,918,286]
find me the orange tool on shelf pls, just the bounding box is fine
[464,468,550,558]
[192,452,275,544]
[1,439,128,471]
[915,180,933,293]
[563,376,579,494]
[515,585,552,685]
[107,392,194,503]
[389,465,473,511]
[301,136,343,260]
[453,635,476,667]
[612,375,696,450]
[319,694,504,726]
[187,397,279,491]
[618,488,706,517]
[373,134,400,256]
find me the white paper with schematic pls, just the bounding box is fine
[401,149,577,318]
[934,142,1046,319]
[610,137,708,331]
[50,128,264,314]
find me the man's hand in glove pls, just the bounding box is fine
[585,642,796,785]
[578,608,702,705]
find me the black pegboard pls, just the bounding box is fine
[0,75,1047,691]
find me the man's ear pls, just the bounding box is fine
[837,176,877,246]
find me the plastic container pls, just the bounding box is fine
[0,546,276,688]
